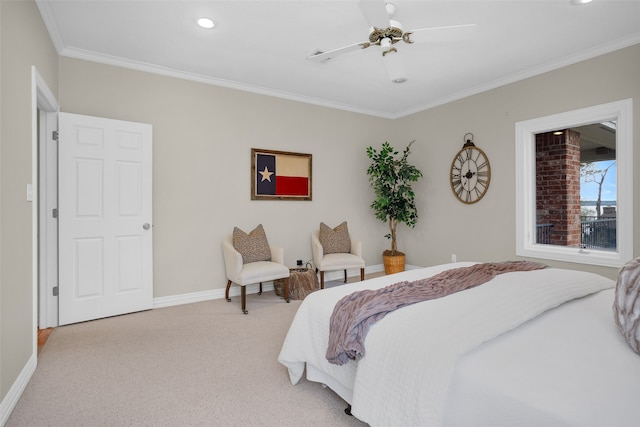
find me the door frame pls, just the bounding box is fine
[32,66,59,331]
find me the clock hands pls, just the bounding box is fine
[460,159,479,204]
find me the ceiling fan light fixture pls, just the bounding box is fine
[369,20,404,44]
[382,43,406,83]
[380,36,398,56]
[308,2,474,85]
[197,17,215,29]
[386,3,397,17]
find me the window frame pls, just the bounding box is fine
[515,99,633,267]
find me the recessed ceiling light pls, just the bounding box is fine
[570,0,593,5]
[392,77,407,84]
[197,18,215,29]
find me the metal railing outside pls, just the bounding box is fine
[536,219,616,250]
[580,217,616,250]
[536,223,554,245]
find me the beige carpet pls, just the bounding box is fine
[7,290,368,426]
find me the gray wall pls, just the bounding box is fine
[394,45,640,278]
[57,57,395,299]
[2,0,639,414]
[1,0,58,404]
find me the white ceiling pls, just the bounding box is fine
[36,0,640,119]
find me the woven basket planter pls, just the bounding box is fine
[383,253,405,275]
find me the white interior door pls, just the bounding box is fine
[58,112,153,325]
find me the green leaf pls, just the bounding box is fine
[366,140,423,251]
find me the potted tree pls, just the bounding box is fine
[366,140,423,274]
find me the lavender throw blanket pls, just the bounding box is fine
[326,261,545,365]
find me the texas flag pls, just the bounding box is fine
[255,152,310,197]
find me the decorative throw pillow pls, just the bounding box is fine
[613,257,640,355]
[319,221,351,254]
[232,224,271,264]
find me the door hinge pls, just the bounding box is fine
[52,286,59,296]
[52,130,59,141]
[52,208,58,218]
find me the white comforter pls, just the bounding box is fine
[278,262,614,427]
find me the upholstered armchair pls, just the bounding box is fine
[311,222,365,289]
[222,225,289,314]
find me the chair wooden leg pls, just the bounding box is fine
[241,285,248,314]
[283,277,290,303]
[320,271,325,289]
[225,280,232,302]
[259,282,263,295]
[343,269,347,283]
[360,268,365,282]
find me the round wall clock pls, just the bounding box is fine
[450,134,491,204]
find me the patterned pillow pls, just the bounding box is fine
[613,257,640,355]
[319,221,351,254]
[232,224,271,264]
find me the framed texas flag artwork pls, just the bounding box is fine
[251,148,312,200]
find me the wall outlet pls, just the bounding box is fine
[296,259,303,266]
[451,254,457,263]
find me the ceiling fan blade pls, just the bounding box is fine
[306,41,371,62]
[405,24,477,44]
[381,49,406,83]
[359,0,391,29]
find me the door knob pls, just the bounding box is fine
[143,223,151,230]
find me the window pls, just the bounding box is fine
[515,99,633,267]
[535,124,616,250]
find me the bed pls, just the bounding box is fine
[278,262,640,427]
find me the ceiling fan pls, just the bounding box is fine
[307,0,476,83]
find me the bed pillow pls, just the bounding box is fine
[613,257,640,355]
[232,224,271,264]
[319,221,351,254]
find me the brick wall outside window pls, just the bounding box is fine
[535,130,581,247]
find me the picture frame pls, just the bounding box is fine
[251,148,312,200]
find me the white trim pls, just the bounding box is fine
[33,67,60,331]
[34,0,65,53]
[515,99,633,267]
[30,69,38,360]
[153,283,273,309]
[59,46,396,119]
[34,0,640,121]
[396,34,640,119]
[38,111,59,329]
[34,68,58,111]
[56,34,640,121]
[0,354,37,426]
[153,264,395,309]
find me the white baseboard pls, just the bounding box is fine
[153,282,276,309]
[1,354,36,426]
[153,263,404,309]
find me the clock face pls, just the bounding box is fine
[450,144,491,204]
